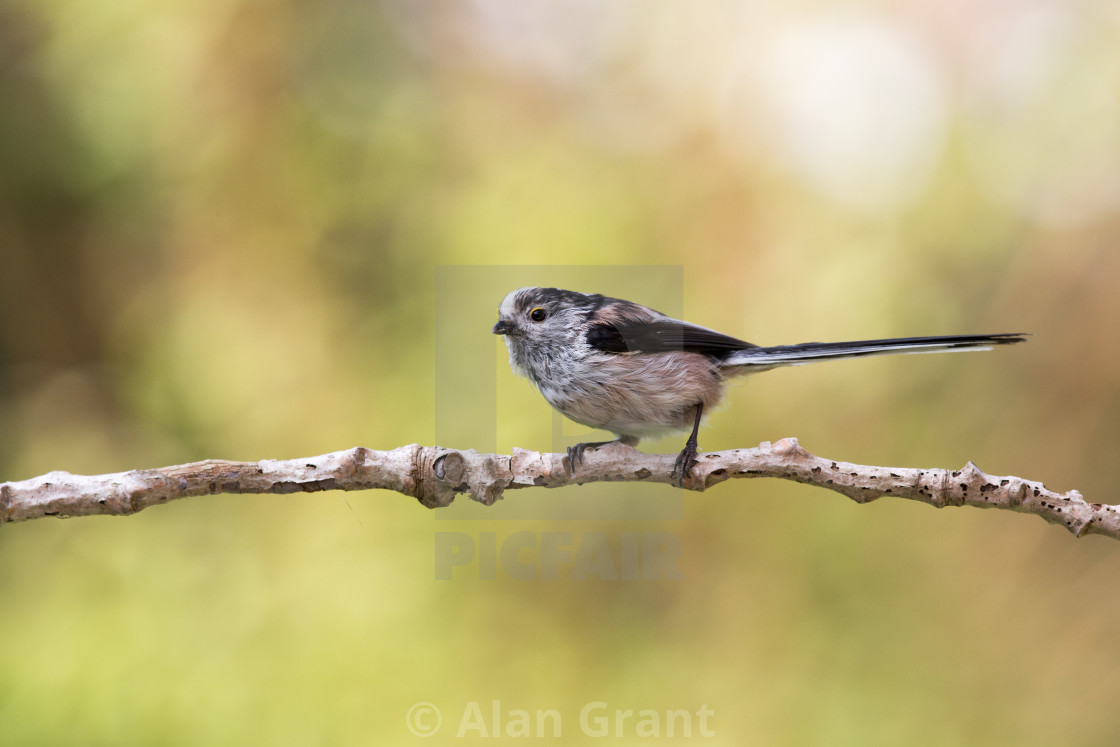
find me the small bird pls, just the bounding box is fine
[492,287,1026,483]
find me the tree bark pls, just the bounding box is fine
[1,439,1103,539]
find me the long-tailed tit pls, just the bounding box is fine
[492,287,1026,482]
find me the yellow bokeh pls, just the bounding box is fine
[2,1,1119,744]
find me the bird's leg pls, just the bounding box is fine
[672,403,704,487]
[567,435,639,474]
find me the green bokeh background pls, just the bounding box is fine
[3,1,1120,744]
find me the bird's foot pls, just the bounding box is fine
[671,403,705,488]
[566,440,615,475]
[566,437,638,476]
[671,440,700,488]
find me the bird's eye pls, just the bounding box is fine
[529,307,547,322]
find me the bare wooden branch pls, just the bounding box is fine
[0,439,1104,539]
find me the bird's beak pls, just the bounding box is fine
[492,319,516,336]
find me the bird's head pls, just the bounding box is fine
[492,287,605,366]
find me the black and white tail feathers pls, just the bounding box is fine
[580,306,1028,371]
[722,333,1028,370]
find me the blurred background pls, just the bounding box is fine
[2,0,1120,743]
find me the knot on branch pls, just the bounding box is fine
[408,448,514,508]
[407,447,459,508]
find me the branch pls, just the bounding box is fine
[0,439,1105,539]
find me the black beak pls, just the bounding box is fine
[492,319,516,336]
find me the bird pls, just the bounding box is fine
[491,287,1026,484]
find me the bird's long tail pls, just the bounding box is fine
[722,333,1028,371]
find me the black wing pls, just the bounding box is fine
[586,318,757,359]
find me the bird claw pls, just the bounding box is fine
[671,441,699,488]
[565,440,623,476]
[566,443,587,473]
